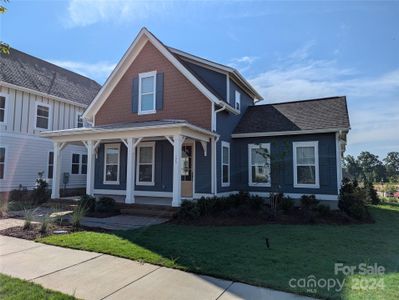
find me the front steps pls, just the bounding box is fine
[117,203,178,218]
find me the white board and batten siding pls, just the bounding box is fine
[0,85,88,192]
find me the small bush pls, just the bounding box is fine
[300,195,319,210]
[31,172,50,205]
[364,181,380,205]
[338,178,370,221]
[280,196,294,213]
[23,208,35,230]
[79,195,96,213]
[197,197,216,216]
[176,200,200,220]
[39,214,52,234]
[316,204,331,217]
[0,198,8,218]
[95,197,116,212]
[71,205,87,229]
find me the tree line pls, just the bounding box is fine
[344,151,399,183]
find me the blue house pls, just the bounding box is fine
[43,28,350,208]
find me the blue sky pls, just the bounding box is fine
[2,0,399,159]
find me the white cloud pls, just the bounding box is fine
[49,59,116,83]
[229,55,258,73]
[65,0,170,27]
[249,43,399,157]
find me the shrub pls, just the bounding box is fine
[316,204,331,217]
[364,181,380,205]
[39,213,52,234]
[176,200,200,220]
[71,205,87,229]
[197,197,216,216]
[31,172,50,205]
[280,196,294,213]
[23,208,35,230]
[8,185,30,203]
[300,195,319,210]
[0,198,8,218]
[79,195,96,213]
[338,178,370,220]
[95,197,116,212]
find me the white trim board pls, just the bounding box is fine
[232,128,350,138]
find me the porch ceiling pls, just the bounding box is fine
[40,119,217,143]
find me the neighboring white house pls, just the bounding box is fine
[0,48,101,193]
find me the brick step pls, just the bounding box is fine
[120,207,177,218]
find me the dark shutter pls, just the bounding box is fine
[156,73,164,111]
[132,77,139,113]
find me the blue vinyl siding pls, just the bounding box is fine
[232,133,338,195]
[195,141,212,193]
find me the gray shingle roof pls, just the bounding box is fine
[234,96,350,134]
[0,48,101,106]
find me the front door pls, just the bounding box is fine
[181,144,193,197]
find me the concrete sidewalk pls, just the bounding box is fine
[0,235,313,300]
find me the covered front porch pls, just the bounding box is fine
[42,120,218,207]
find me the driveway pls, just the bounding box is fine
[0,235,313,300]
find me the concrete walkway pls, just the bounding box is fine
[0,236,313,300]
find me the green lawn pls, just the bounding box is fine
[39,205,399,299]
[0,274,75,300]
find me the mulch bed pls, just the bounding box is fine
[169,209,373,226]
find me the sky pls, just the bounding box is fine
[1,0,398,160]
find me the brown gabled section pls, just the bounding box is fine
[95,41,212,130]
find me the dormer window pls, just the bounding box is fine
[138,71,157,115]
[235,91,241,111]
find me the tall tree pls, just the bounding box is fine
[0,0,10,55]
[344,155,362,181]
[357,151,385,182]
[384,152,399,181]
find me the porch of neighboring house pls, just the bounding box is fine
[41,120,218,207]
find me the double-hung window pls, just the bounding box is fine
[35,103,50,129]
[71,154,80,174]
[104,144,120,184]
[137,142,155,185]
[221,141,230,187]
[0,95,6,123]
[248,143,271,187]
[293,141,319,188]
[138,71,156,115]
[81,154,87,174]
[76,113,83,128]
[48,152,54,179]
[0,147,5,179]
[235,91,241,111]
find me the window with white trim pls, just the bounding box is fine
[0,96,6,123]
[293,141,319,188]
[35,103,50,129]
[76,113,83,128]
[221,141,230,186]
[81,154,87,174]
[235,90,241,111]
[0,147,5,179]
[138,71,156,115]
[104,144,120,184]
[137,142,155,185]
[48,152,54,179]
[248,143,271,186]
[71,154,80,174]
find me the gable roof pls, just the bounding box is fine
[83,27,258,121]
[168,47,263,101]
[0,48,101,106]
[233,96,350,136]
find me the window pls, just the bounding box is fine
[0,147,5,179]
[35,103,50,129]
[71,154,80,174]
[48,152,54,179]
[81,154,87,174]
[235,91,241,111]
[138,71,156,115]
[104,144,120,184]
[293,141,319,188]
[137,142,155,185]
[221,141,230,187]
[0,95,6,123]
[76,113,83,128]
[248,143,271,187]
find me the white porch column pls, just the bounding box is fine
[51,142,62,199]
[172,134,183,207]
[211,136,217,195]
[125,137,137,204]
[85,140,95,196]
